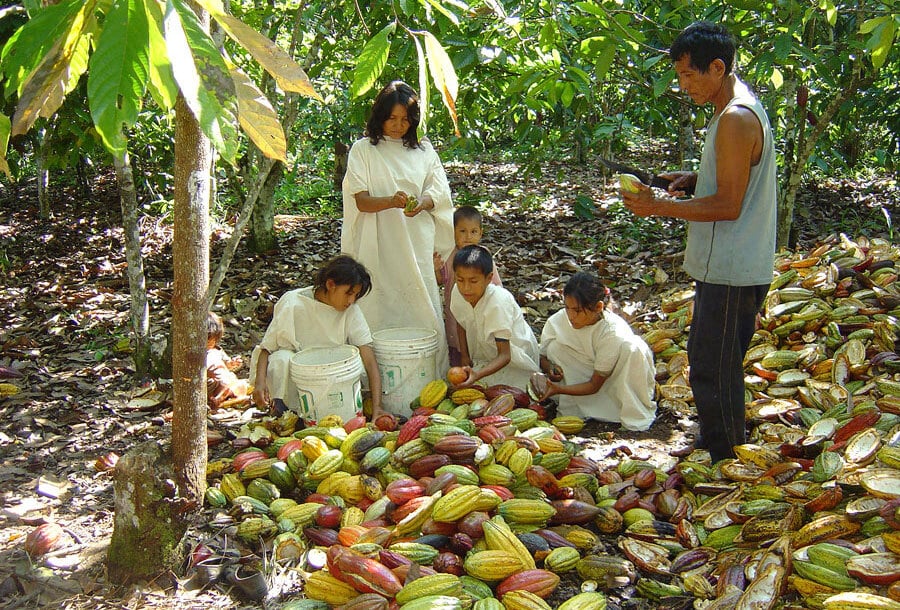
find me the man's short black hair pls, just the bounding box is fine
[453,244,493,276]
[670,21,736,74]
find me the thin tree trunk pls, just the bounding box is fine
[114,152,151,377]
[207,157,275,309]
[678,101,695,169]
[777,57,869,247]
[171,86,211,505]
[36,131,49,219]
[248,161,281,252]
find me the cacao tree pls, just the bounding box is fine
[0,0,319,580]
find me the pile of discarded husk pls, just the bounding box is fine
[192,234,900,610]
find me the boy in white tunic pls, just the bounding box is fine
[250,256,384,420]
[450,245,540,390]
[540,272,656,431]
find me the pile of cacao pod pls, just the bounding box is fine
[201,234,900,609]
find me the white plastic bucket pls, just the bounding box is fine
[289,345,363,423]
[372,328,439,417]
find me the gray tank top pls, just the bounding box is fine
[682,79,777,286]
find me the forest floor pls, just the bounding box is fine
[0,154,897,609]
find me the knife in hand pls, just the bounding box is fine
[601,158,695,196]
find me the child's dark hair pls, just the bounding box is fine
[365,81,420,149]
[670,21,736,74]
[315,255,373,298]
[564,272,612,309]
[453,205,482,227]
[207,312,224,344]
[453,245,493,276]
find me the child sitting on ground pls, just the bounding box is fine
[450,245,539,390]
[249,255,384,421]
[206,312,251,409]
[434,206,503,366]
[539,272,656,431]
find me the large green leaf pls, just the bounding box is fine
[861,16,897,70]
[0,113,11,179]
[11,0,96,136]
[422,30,459,136]
[350,22,394,99]
[0,0,85,96]
[88,0,150,156]
[231,66,286,162]
[144,0,177,110]
[164,0,239,164]
[193,0,320,101]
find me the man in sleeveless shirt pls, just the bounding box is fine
[622,22,777,462]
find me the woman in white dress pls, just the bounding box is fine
[540,272,657,431]
[341,81,455,374]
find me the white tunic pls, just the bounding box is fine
[249,287,372,411]
[341,136,455,374]
[450,283,540,390]
[540,309,656,431]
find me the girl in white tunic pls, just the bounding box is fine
[250,256,384,420]
[540,272,656,431]
[450,245,540,390]
[341,81,455,375]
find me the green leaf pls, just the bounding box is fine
[231,66,286,162]
[818,0,836,27]
[413,33,429,133]
[144,0,177,110]
[652,73,670,98]
[774,32,792,60]
[864,18,896,70]
[0,0,84,96]
[594,44,616,81]
[11,0,96,137]
[196,1,321,101]
[860,16,889,35]
[574,194,594,220]
[422,30,459,136]
[0,113,11,180]
[88,0,150,157]
[770,67,783,89]
[422,0,459,26]
[165,0,239,164]
[350,22,394,99]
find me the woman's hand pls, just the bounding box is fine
[453,365,479,389]
[540,380,560,401]
[390,190,409,209]
[542,361,564,382]
[403,194,434,217]
[252,382,270,409]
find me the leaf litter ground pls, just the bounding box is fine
[0,158,896,609]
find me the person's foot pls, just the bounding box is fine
[270,398,287,416]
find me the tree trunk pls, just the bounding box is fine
[248,161,281,253]
[678,101,695,170]
[107,442,190,584]
[36,131,49,219]
[333,141,349,191]
[208,157,276,309]
[777,57,870,248]
[171,88,211,505]
[114,152,151,377]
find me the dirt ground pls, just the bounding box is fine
[0,159,895,609]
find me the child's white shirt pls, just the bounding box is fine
[449,283,539,389]
[249,287,372,411]
[540,309,656,430]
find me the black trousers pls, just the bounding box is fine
[687,281,768,462]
